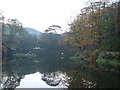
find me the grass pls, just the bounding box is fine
[13,53,37,57]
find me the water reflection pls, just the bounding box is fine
[16,71,70,88]
[42,71,70,87]
[1,57,71,89]
[67,66,120,88]
[16,72,54,88]
[1,56,120,89]
[1,74,23,89]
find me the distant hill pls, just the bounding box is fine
[2,25,42,37]
[24,28,42,36]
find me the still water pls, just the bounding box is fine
[1,58,71,89]
[1,57,120,89]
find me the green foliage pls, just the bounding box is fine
[62,1,120,72]
[97,52,120,71]
[69,56,81,62]
[102,37,120,51]
[97,59,120,70]
[98,52,120,60]
[69,54,88,62]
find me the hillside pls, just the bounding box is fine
[24,28,42,36]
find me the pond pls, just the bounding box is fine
[1,58,71,89]
[1,56,120,89]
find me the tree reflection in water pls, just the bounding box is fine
[67,66,119,88]
[1,57,119,89]
[1,60,24,89]
[1,57,71,89]
[1,75,24,89]
[41,71,71,87]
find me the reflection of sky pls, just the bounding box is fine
[16,72,68,88]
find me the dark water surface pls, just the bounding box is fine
[1,57,120,89]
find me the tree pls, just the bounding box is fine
[45,25,62,34]
[63,0,119,63]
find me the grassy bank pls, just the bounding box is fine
[69,52,120,72]
[13,53,37,57]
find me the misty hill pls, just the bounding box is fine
[24,28,42,36]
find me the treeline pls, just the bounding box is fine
[1,0,120,71]
[2,19,37,53]
[63,1,120,72]
[1,15,71,68]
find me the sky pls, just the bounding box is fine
[0,0,88,32]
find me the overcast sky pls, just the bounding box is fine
[0,0,89,32]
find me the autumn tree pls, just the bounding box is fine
[64,0,119,62]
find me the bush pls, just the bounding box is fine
[96,59,120,71]
[69,56,81,62]
[98,52,120,60]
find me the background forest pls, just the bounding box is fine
[1,0,120,73]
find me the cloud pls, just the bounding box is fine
[0,0,85,32]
